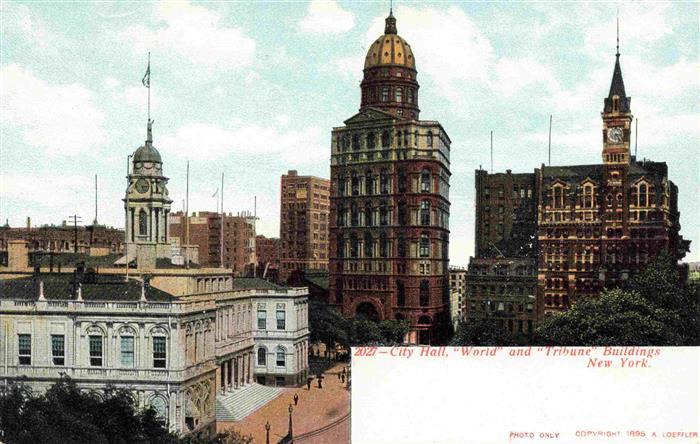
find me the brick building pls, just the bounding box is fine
[469,44,690,324]
[279,171,330,280]
[329,11,452,345]
[169,211,256,275]
[0,220,124,265]
[255,235,281,280]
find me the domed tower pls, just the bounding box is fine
[329,10,452,345]
[360,10,420,119]
[124,120,173,268]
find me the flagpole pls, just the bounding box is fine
[147,52,151,123]
[220,173,224,268]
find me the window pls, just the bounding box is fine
[381,87,389,102]
[352,133,360,151]
[379,202,388,226]
[398,168,407,193]
[364,233,373,258]
[408,89,414,104]
[380,170,389,194]
[351,173,359,196]
[398,202,407,225]
[420,280,430,306]
[420,200,430,225]
[337,178,346,197]
[351,203,359,226]
[350,234,359,258]
[381,131,390,148]
[51,335,65,366]
[583,184,594,208]
[257,347,267,366]
[366,132,376,149]
[139,210,148,235]
[120,336,134,367]
[552,185,564,209]
[380,232,388,257]
[397,280,405,306]
[365,172,374,195]
[364,204,372,226]
[397,235,407,257]
[396,87,403,103]
[257,310,266,329]
[427,131,434,147]
[276,347,286,367]
[421,169,431,192]
[420,233,430,257]
[276,309,286,330]
[18,334,31,365]
[336,235,345,258]
[153,336,166,368]
[89,335,103,367]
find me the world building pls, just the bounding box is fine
[329,11,452,344]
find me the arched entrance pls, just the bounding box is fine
[355,302,380,321]
[417,315,432,345]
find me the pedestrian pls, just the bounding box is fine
[317,374,324,389]
[337,372,341,380]
[293,393,299,406]
[341,373,345,383]
[342,366,347,376]
[306,377,312,390]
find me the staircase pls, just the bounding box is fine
[216,383,284,422]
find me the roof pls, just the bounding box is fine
[541,160,668,184]
[33,253,122,268]
[604,55,630,113]
[133,143,162,163]
[304,274,329,291]
[0,274,174,302]
[232,277,285,290]
[364,13,415,70]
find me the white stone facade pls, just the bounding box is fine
[0,280,309,436]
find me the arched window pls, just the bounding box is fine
[381,131,391,148]
[366,132,376,149]
[257,347,267,366]
[119,327,135,367]
[420,200,430,225]
[364,232,373,258]
[336,235,345,258]
[426,131,434,147]
[380,169,389,194]
[421,169,431,192]
[379,201,388,226]
[352,133,360,151]
[364,204,373,226]
[336,206,345,227]
[380,232,388,257]
[275,346,286,367]
[350,203,358,227]
[419,281,430,306]
[583,184,594,208]
[337,177,346,196]
[552,185,564,209]
[365,171,374,195]
[639,183,648,207]
[396,87,403,103]
[139,210,148,235]
[350,234,359,258]
[420,233,430,257]
[381,87,389,102]
[351,173,359,195]
[149,396,167,421]
[396,280,405,306]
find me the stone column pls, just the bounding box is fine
[233,357,239,389]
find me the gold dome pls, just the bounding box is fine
[364,34,415,70]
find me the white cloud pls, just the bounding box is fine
[493,57,560,97]
[299,0,355,35]
[0,64,107,157]
[158,122,326,164]
[122,1,255,71]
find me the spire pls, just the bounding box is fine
[604,11,630,113]
[385,6,397,35]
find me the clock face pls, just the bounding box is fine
[607,127,623,143]
[135,179,150,193]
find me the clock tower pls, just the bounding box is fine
[124,120,173,268]
[600,34,632,241]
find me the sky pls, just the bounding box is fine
[1,1,698,265]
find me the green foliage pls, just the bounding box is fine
[0,377,177,444]
[450,317,519,346]
[180,428,252,444]
[534,289,683,346]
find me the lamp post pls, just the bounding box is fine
[265,421,270,444]
[288,403,294,439]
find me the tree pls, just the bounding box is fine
[0,377,178,444]
[450,318,517,346]
[535,289,684,346]
[377,319,410,345]
[180,428,252,444]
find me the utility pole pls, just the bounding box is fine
[67,215,82,253]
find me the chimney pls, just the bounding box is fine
[26,217,31,231]
[7,240,29,271]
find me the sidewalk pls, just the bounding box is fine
[217,362,350,443]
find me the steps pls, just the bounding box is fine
[216,383,284,422]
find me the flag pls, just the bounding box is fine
[142,58,150,88]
